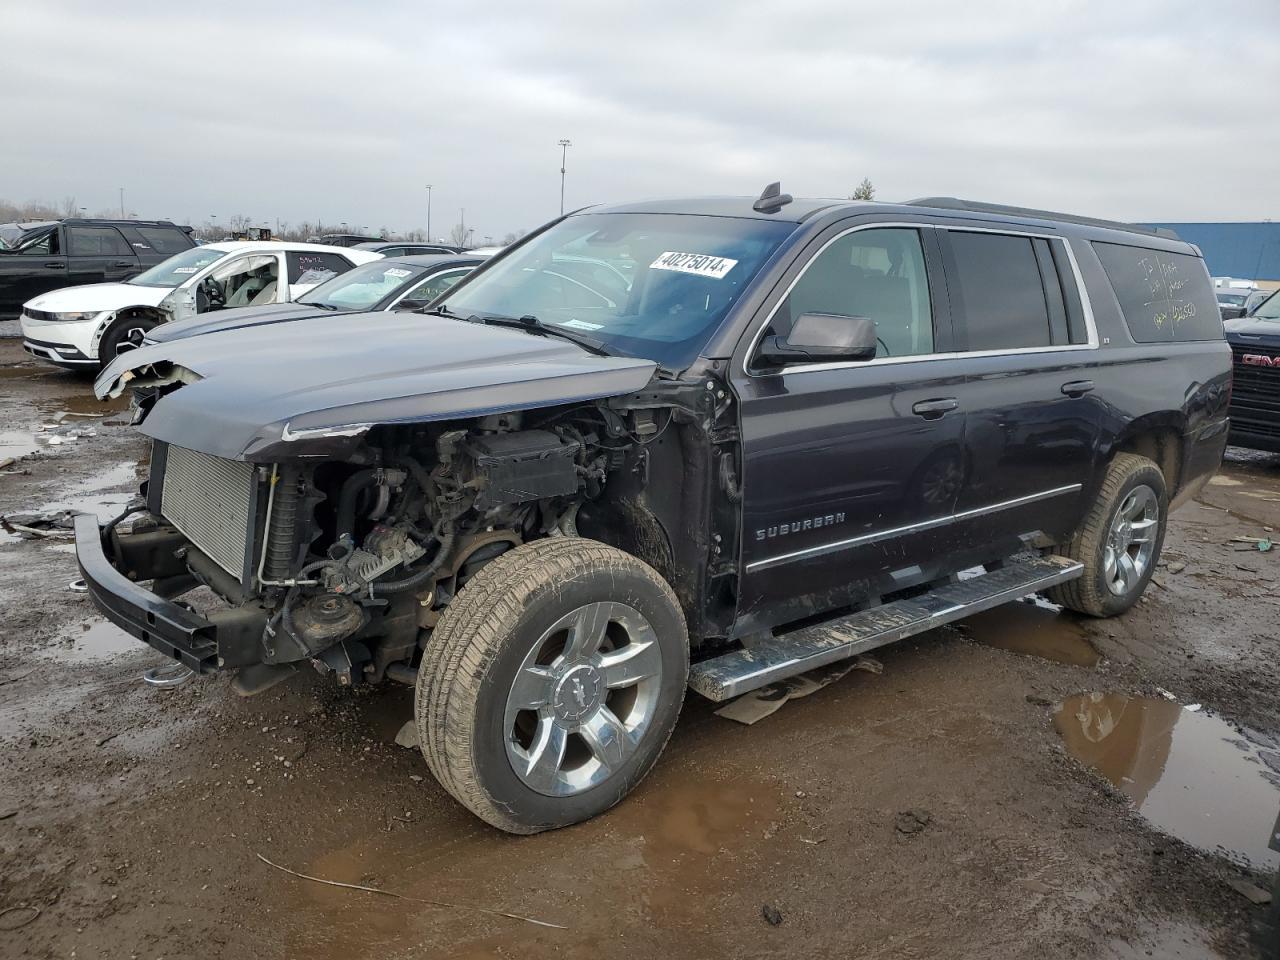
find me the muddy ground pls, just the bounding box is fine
[2,337,1280,959]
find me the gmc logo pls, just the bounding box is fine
[1242,354,1279,367]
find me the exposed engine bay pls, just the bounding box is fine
[108,383,742,693]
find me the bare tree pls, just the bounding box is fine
[449,220,469,247]
[850,178,876,201]
[61,196,80,218]
[501,230,524,246]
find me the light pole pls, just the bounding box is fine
[119,187,125,218]
[558,139,572,216]
[425,184,432,241]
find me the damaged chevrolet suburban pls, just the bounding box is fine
[78,189,1231,833]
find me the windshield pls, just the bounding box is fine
[298,260,427,310]
[1252,290,1280,321]
[1217,293,1247,306]
[440,212,794,367]
[128,247,227,287]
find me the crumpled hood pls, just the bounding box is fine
[147,302,321,343]
[28,282,169,313]
[96,311,658,461]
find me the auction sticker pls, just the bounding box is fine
[173,267,198,274]
[562,318,603,331]
[384,268,412,278]
[650,251,737,279]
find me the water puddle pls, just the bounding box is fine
[0,427,44,461]
[274,771,777,958]
[1102,919,1228,959]
[37,391,130,418]
[963,596,1100,667]
[38,461,141,520]
[0,363,47,381]
[1056,693,1280,869]
[41,620,143,663]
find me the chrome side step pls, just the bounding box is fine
[688,554,1083,702]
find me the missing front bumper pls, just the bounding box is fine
[73,514,269,672]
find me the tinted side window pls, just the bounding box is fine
[68,225,133,257]
[136,227,193,254]
[288,252,353,284]
[772,227,933,359]
[947,232,1050,351]
[1092,241,1221,342]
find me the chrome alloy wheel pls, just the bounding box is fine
[504,602,663,797]
[1103,484,1159,596]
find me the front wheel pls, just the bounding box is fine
[416,537,689,834]
[1048,453,1168,617]
[98,317,157,368]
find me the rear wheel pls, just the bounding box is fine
[416,537,689,834]
[1048,453,1168,617]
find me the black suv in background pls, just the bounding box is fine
[353,241,465,256]
[0,218,196,318]
[81,192,1229,834]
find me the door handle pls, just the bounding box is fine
[1061,380,1095,397]
[112,260,134,268]
[911,397,959,418]
[44,261,66,270]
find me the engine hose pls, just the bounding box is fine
[370,529,457,597]
[103,503,148,545]
[335,469,379,540]
[719,453,743,504]
[394,454,438,503]
[280,586,301,645]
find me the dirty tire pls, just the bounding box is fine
[1047,453,1168,617]
[416,537,689,834]
[98,317,157,367]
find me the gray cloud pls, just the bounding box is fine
[1,0,1276,239]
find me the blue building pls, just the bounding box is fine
[1143,222,1280,287]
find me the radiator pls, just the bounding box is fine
[160,445,257,581]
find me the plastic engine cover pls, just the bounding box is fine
[468,431,580,510]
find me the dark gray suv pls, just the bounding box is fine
[77,189,1230,834]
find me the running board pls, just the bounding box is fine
[688,554,1083,702]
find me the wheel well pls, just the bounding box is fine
[111,306,166,328]
[96,307,166,352]
[1116,428,1182,495]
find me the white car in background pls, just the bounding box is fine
[20,241,382,369]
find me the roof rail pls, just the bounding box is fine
[905,197,1181,241]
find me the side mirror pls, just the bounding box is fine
[758,312,877,366]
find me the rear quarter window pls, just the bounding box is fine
[136,227,194,254]
[1092,241,1221,342]
[288,251,354,285]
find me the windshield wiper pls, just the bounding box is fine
[469,313,611,356]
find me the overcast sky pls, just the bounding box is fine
[1,0,1276,239]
